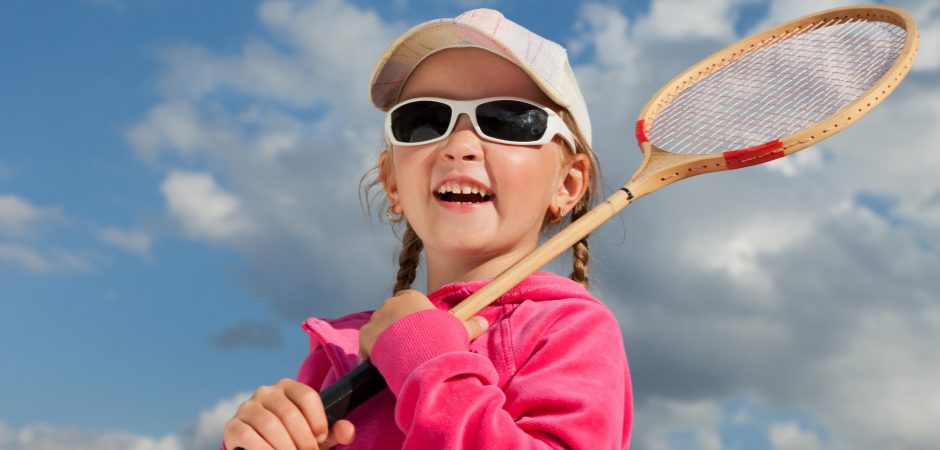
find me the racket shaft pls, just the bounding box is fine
[317,186,635,424]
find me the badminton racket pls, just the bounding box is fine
[321,4,920,426]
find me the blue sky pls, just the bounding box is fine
[1,1,939,449]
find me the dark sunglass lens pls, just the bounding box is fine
[476,101,548,142]
[391,101,451,143]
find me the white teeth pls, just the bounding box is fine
[437,182,491,199]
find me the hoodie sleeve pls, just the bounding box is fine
[370,301,630,449]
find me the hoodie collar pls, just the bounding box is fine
[427,271,598,311]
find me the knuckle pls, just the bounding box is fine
[223,418,238,435]
[255,385,274,397]
[228,421,253,441]
[236,399,257,416]
[281,406,304,423]
[298,390,322,408]
[257,413,282,433]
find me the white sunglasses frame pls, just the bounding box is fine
[385,97,576,150]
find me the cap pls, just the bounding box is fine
[368,8,592,147]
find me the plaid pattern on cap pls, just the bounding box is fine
[369,9,592,146]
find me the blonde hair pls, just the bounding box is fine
[360,108,602,293]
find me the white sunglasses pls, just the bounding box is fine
[385,97,575,149]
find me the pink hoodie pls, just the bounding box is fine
[226,272,632,449]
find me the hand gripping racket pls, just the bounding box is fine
[320,4,919,425]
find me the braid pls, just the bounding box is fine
[393,222,424,294]
[554,108,601,290]
[568,196,591,289]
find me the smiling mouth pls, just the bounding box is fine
[436,184,493,204]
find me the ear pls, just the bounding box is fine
[551,153,590,218]
[379,151,403,214]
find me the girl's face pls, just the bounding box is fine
[383,48,587,266]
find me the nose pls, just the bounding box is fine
[441,113,484,162]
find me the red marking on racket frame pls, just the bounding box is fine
[723,140,784,170]
[636,120,649,146]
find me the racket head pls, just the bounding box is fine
[627,5,919,198]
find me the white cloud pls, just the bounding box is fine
[0,391,250,450]
[124,101,242,161]
[0,195,93,272]
[801,306,940,447]
[571,3,638,69]
[0,421,181,450]
[633,399,725,450]
[687,214,814,294]
[748,0,863,33]
[100,227,153,257]
[633,0,749,41]
[189,392,251,450]
[150,0,399,123]
[769,422,826,450]
[763,147,826,177]
[0,195,59,239]
[0,244,52,272]
[904,0,940,71]
[125,0,408,318]
[161,171,253,242]
[0,244,93,273]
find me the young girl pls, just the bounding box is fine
[224,8,632,449]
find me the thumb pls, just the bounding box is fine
[319,419,356,448]
[464,316,489,341]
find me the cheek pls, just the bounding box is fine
[494,147,560,208]
[392,148,432,203]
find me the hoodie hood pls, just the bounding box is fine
[302,271,598,377]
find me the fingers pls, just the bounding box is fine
[464,316,489,341]
[258,380,319,450]
[234,394,299,450]
[224,418,276,450]
[281,380,330,444]
[224,379,331,450]
[319,420,356,449]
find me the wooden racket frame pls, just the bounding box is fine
[450,4,918,319]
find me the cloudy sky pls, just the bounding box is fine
[1,0,938,449]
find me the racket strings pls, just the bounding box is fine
[647,20,846,152]
[652,18,894,153]
[654,18,887,153]
[646,18,907,154]
[666,20,880,150]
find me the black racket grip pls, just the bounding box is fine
[319,360,388,427]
